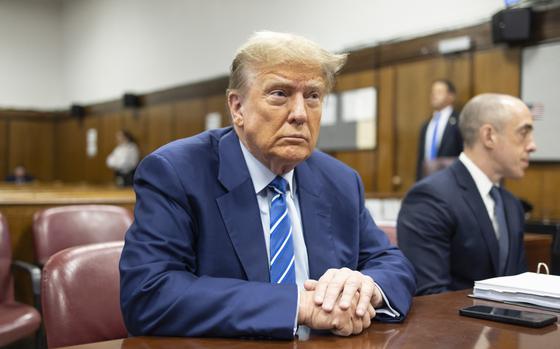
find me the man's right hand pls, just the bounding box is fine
[298,288,374,336]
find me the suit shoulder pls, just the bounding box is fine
[307,150,358,177]
[150,128,229,160]
[408,167,457,198]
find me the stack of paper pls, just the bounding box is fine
[473,272,560,310]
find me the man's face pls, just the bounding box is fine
[492,102,537,180]
[229,64,326,174]
[430,81,454,111]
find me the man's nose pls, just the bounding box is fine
[527,138,537,153]
[289,93,308,123]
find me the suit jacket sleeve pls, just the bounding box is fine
[416,122,428,180]
[397,182,455,295]
[119,153,298,339]
[353,173,416,321]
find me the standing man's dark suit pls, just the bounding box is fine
[416,110,463,179]
[398,160,526,295]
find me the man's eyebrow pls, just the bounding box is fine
[517,123,533,132]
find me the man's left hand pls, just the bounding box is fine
[304,268,383,317]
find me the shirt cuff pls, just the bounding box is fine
[373,282,400,319]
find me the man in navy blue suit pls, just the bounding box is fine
[416,80,463,180]
[398,93,536,295]
[120,31,415,339]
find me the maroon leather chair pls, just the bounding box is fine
[32,205,133,266]
[0,213,41,347]
[41,241,127,348]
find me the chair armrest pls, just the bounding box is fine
[12,260,42,311]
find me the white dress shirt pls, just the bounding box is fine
[459,153,500,238]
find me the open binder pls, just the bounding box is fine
[473,271,560,312]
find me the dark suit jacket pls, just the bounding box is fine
[398,160,527,296]
[416,110,463,180]
[120,127,416,339]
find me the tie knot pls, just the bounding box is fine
[269,176,288,195]
[490,186,501,202]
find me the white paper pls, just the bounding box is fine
[341,87,377,122]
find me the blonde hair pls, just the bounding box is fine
[228,31,347,94]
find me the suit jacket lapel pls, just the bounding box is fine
[295,160,337,280]
[438,111,458,155]
[452,161,500,274]
[216,129,270,282]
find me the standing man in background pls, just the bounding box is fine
[399,93,536,295]
[120,31,415,339]
[416,79,463,180]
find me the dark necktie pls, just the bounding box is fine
[268,176,295,284]
[490,186,510,275]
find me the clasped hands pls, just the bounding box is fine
[298,268,383,336]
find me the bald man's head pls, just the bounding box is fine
[459,94,528,148]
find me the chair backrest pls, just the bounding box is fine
[41,241,127,348]
[0,213,14,303]
[33,205,133,266]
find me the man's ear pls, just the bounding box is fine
[480,124,496,149]
[227,90,244,127]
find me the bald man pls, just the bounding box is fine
[397,94,537,295]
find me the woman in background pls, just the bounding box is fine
[106,130,140,186]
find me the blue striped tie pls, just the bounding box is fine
[268,176,295,284]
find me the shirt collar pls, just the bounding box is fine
[459,152,498,197]
[433,105,453,120]
[239,140,295,195]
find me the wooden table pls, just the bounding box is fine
[58,289,559,349]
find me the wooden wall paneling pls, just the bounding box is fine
[376,66,397,193]
[447,52,473,109]
[144,104,175,154]
[97,112,124,183]
[542,164,560,220]
[8,120,55,181]
[54,118,86,182]
[206,94,230,128]
[121,109,146,161]
[121,110,144,143]
[473,47,520,96]
[330,70,377,191]
[506,163,560,221]
[394,57,447,193]
[334,150,377,193]
[504,166,543,220]
[174,98,206,139]
[333,70,376,91]
[82,116,103,183]
[0,119,7,179]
